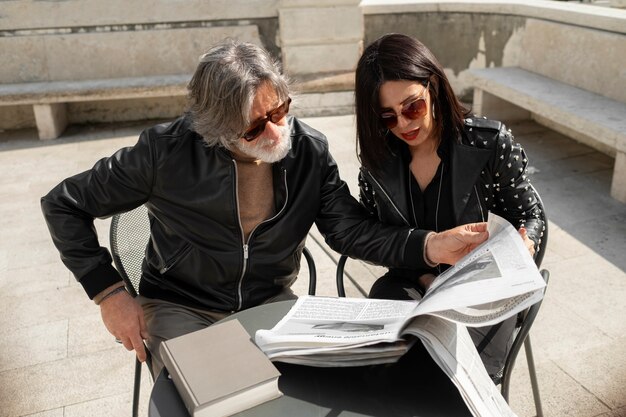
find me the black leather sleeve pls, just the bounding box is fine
[41,131,155,298]
[314,145,430,270]
[491,124,546,255]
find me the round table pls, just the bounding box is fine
[149,300,472,417]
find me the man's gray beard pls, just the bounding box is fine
[234,124,292,163]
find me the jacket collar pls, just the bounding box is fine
[449,140,491,223]
[363,138,413,224]
[369,135,491,225]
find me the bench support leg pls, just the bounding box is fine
[611,151,626,204]
[33,103,68,140]
[473,89,530,122]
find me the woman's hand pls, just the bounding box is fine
[519,227,536,257]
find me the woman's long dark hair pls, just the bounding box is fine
[355,33,470,173]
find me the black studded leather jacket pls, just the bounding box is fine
[41,116,431,312]
[358,117,546,274]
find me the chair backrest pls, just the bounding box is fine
[109,204,317,297]
[533,193,548,268]
[500,268,550,397]
[110,205,151,297]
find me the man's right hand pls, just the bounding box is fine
[100,290,148,362]
[426,222,489,266]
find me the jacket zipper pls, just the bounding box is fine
[233,163,289,311]
[367,168,416,270]
[363,170,410,225]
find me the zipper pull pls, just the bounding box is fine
[243,244,249,260]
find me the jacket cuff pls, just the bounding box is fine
[79,263,124,299]
[404,229,431,269]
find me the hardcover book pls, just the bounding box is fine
[160,318,282,417]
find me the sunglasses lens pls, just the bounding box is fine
[403,98,427,119]
[379,92,428,130]
[380,114,398,129]
[270,101,289,123]
[242,98,291,141]
[243,123,265,141]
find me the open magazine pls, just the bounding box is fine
[255,213,547,417]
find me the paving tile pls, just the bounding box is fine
[542,223,596,264]
[0,182,31,199]
[529,151,613,181]
[0,348,134,417]
[555,337,626,409]
[0,147,80,183]
[546,254,626,338]
[62,363,152,417]
[5,239,61,272]
[1,116,625,417]
[304,114,360,192]
[0,284,93,333]
[595,406,626,417]
[0,249,7,274]
[568,212,626,272]
[507,120,547,136]
[67,312,120,358]
[528,291,614,362]
[515,128,596,164]
[62,392,132,417]
[0,319,67,373]
[537,174,625,229]
[0,261,71,299]
[20,408,64,417]
[0,200,44,223]
[508,356,610,417]
[2,222,55,247]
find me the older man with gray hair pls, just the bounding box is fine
[41,39,488,376]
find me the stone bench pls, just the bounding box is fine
[468,66,626,204]
[0,75,190,140]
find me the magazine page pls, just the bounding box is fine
[255,296,417,355]
[427,290,543,327]
[413,212,545,322]
[255,212,546,365]
[403,316,518,417]
[267,341,411,367]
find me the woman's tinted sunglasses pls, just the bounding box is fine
[242,97,292,141]
[379,82,430,129]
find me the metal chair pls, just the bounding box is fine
[109,204,317,417]
[110,205,153,417]
[500,269,549,416]
[335,217,549,417]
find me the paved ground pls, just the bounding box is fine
[0,114,624,417]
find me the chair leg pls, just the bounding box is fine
[133,357,142,417]
[501,368,512,402]
[524,336,544,417]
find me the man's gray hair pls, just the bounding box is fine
[187,40,290,148]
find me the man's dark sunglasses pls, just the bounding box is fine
[242,97,292,141]
[379,82,429,129]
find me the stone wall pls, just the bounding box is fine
[0,0,624,133]
[0,0,362,131]
[362,0,626,103]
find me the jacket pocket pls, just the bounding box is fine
[157,242,193,274]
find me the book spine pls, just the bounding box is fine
[160,342,200,416]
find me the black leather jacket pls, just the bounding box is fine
[42,116,430,312]
[358,117,546,274]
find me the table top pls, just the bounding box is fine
[149,300,472,417]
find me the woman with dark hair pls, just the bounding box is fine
[354,33,546,379]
